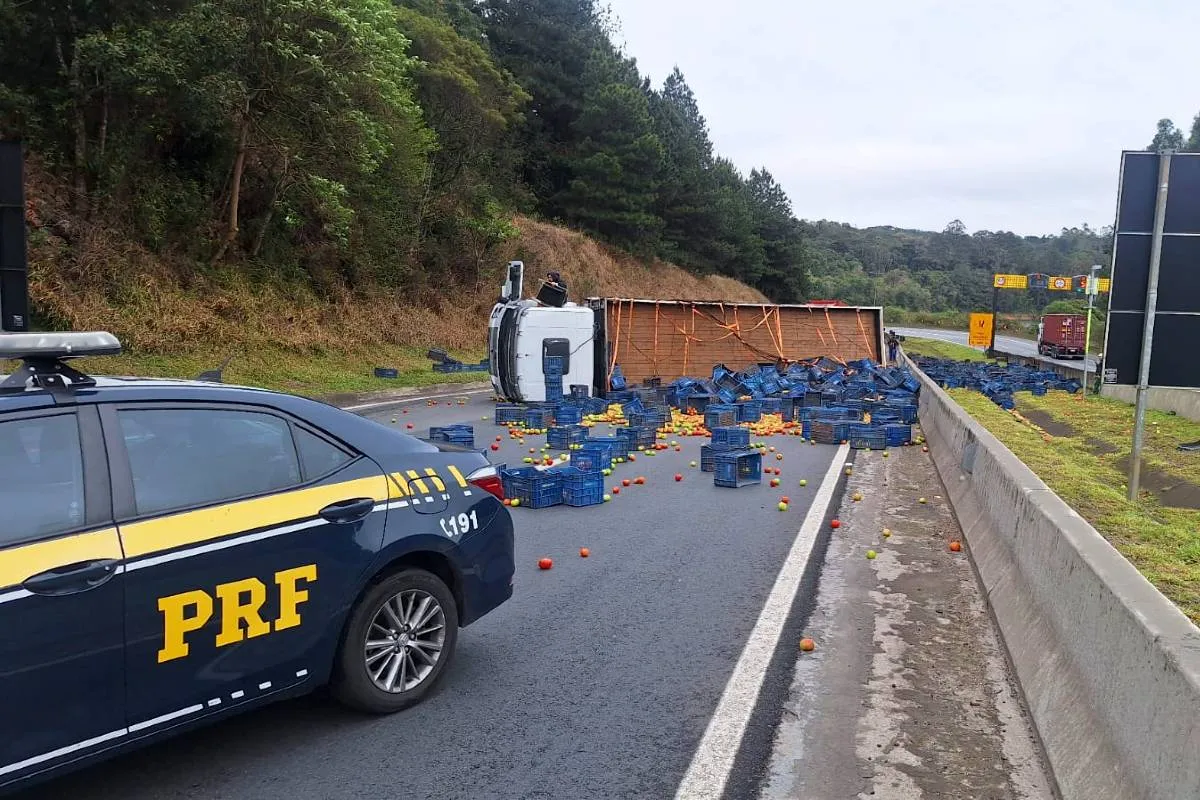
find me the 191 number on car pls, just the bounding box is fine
[440,510,479,538]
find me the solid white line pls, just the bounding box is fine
[673,443,850,800]
[343,387,491,412]
[0,728,128,777]
[128,704,204,733]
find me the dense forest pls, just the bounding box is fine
[0,0,1181,316]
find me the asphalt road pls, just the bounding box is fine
[892,326,1098,371]
[22,389,846,800]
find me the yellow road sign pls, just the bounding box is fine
[968,313,994,348]
[1098,278,1111,293]
[993,273,1028,289]
[1048,276,1072,291]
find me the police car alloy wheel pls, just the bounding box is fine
[333,569,459,713]
[365,588,446,693]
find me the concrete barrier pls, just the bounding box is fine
[905,353,1200,800]
[1100,384,1200,422]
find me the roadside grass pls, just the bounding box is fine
[947,389,1200,624]
[903,337,990,363]
[16,345,489,398]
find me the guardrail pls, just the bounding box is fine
[905,351,1200,800]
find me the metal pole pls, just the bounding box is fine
[1083,264,1100,395]
[987,285,998,357]
[1128,152,1172,502]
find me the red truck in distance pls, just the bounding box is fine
[1037,313,1087,359]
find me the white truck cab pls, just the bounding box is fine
[488,262,596,403]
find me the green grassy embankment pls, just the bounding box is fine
[935,384,1200,624]
[902,337,989,362]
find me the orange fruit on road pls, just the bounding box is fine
[799,638,816,652]
[949,540,962,552]
[579,548,590,558]
[538,558,553,570]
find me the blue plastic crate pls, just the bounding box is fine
[616,425,655,451]
[495,403,525,425]
[610,365,627,391]
[583,397,608,415]
[554,405,583,425]
[678,392,713,413]
[809,419,851,445]
[571,441,614,472]
[884,424,912,447]
[429,424,474,448]
[630,410,667,429]
[543,356,565,376]
[716,386,738,404]
[736,401,762,423]
[711,426,750,450]
[714,449,762,488]
[525,407,555,429]
[700,444,717,472]
[705,406,737,429]
[849,431,887,450]
[803,392,825,408]
[557,467,605,507]
[547,424,588,449]
[761,397,783,414]
[500,467,563,508]
[587,435,629,460]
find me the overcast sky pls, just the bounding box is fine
[605,0,1198,236]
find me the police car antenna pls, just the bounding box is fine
[0,331,123,396]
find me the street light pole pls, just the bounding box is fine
[1084,264,1101,395]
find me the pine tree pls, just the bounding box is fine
[1147,118,1184,152]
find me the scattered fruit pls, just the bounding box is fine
[852,492,863,502]
[949,540,962,552]
[799,638,815,652]
[491,444,500,452]
[503,498,511,506]
[769,478,780,488]
[612,487,620,495]
[778,502,789,511]
[919,497,928,504]
[844,466,852,476]
[882,451,889,458]
[510,498,520,507]
[580,548,590,558]
[406,423,414,429]
[390,417,397,424]
[799,479,808,487]
[603,494,612,502]
[830,519,841,529]
[635,476,646,485]
[866,550,877,560]
[781,496,790,504]
[776,453,784,461]
[538,558,553,570]
[602,468,612,477]
[675,473,683,482]
[882,528,892,538]
[922,446,929,453]
[622,479,631,487]
[690,460,698,468]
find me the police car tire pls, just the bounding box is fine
[332,568,459,714]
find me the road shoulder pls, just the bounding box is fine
[759,441,1053,800]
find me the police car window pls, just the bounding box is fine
[293,426,353,479]
[119,408,302,516]
[0,414,85,544]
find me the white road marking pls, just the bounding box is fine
[343,387,491,412]
[674,443,851,800]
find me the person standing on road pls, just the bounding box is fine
[886,330,900,363]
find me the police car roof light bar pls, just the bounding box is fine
[0,331,122,395]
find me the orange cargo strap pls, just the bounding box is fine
[761,306,785,360]
[774,307,786,361]
[810,308,828,349]
[608,300,623,386]
[855,310,873,359]
[653,302,660,375]
[824,308,839,352]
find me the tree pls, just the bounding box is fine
[556,78,664,251]
[1186,112,1200,153]
[745,168,809,302]
[943,219,967,236]
[1147,118,1183,152]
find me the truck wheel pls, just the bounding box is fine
[332,569,459,714]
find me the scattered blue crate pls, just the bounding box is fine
[495,403,525,425]
[630,410,667,429]
[543,356,564,376]
[761,397,783,414]
[848,426,887,450]
[736,401,762,422]
[616,425,655,451]
[557,466,605,507]
[610,365,627,390]
[429,424,474,448]
[810,419,851,445]
[700,444,717,472]
[621,397,645,418]
[714,449,762,488]
[705,405,737,429]
[884,424,912,447]
[547,424,588,450]
[711,426,750,450]
[588,435,629,460]
[571,441,614,472]
[525,407,555,429]
[545,378,563,402]
[583,397,608,414]
[500,467,563,508]
[555,405,583,425]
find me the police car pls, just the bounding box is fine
[0,332,515,794]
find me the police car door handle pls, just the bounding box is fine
[318,497,376,524]
[23,559,120,596]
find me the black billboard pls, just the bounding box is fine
[0,140,29,332]
[1103,151,1200,388]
